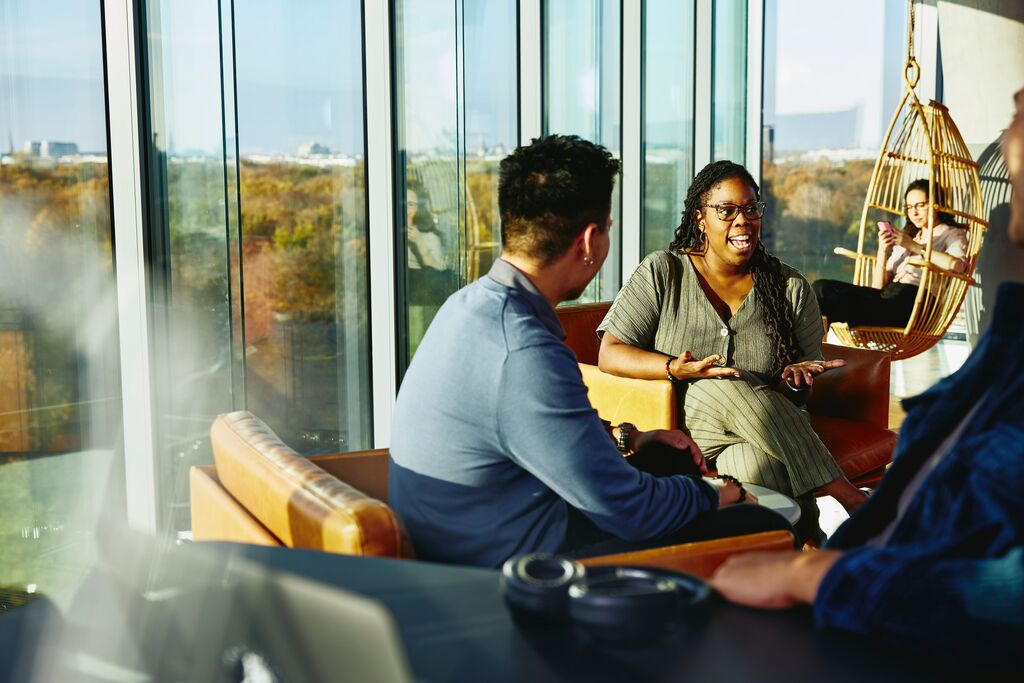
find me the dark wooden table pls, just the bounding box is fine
[0,542,1013,682]
[224,544,1001,683]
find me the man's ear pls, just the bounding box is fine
[579,222,600,260]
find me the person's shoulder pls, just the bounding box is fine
[630,249,683,281]
[644,249,682,270]
[496,290,566,353]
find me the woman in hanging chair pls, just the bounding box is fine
[812,179,968,328]
[597,160,867,545]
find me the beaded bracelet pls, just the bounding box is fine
[715,473,747,503]
[665,356,679,382]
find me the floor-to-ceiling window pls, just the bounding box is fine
[712,0,748,164]
[0,0,121,594]
[233,0,372,456]
[543,0,622,302]
[141,0,372,532]
[761,0,907,281]
[642,0,696,256]
[393,0,518,369]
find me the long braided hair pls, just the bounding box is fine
[668,160,800,377]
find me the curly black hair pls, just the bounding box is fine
[668,160,799,377]
[498,134,621,264]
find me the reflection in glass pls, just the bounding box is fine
[234,0,372,455]
[544,0,621,302]
[144,0,235,532]
[143,0,374,533]
[643,0,696,257]
[0,0,120,594]
[761,0,907,283]
[394,0,518,367]
[712,0,747,164]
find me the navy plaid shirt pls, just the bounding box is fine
[816,282,1024,665]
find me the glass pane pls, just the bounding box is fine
[394,0,518,368]
[761,0,907,282]
[712,0,747,163]
[143,0,235,532]
[233,0,372,453]
[0,0,120,595]
[543,0,622,302]
[143,0,374,533]
[643,0,695,256]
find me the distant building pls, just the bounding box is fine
[298,142,331,156]
[22,141,79,157]
[41,141,78,157]
[762,125,775,164]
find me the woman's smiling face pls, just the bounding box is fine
[696,176,761,270]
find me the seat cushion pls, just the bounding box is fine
[189,465,280,546]
[810,414,896,482]
[210,411,411,558]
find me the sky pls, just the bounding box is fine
[763,0,908,151]
[1,0,518,157]
[3,0,908,157]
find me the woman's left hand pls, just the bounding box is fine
[780,359,847,390]
[633,429,708,474]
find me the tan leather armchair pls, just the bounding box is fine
[190,411,795,578]
[556,303,896,488]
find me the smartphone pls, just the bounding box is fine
[877,221,894,234]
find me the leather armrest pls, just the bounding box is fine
[578,530,796,579]
[809,343,891,430]
[578,363,677,432]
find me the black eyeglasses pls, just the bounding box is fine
[701,201,766,221]
[904,201,930,213]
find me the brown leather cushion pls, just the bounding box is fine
[811,343,891,430]
[210,411,410,558]
[809,414,896,482]
[556,302,611,365]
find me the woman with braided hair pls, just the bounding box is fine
[598,160,867,543]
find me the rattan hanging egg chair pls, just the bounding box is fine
[829,1,987,360]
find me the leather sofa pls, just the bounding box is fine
[190,411,796,577]
[555,302,896,488]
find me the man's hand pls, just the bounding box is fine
[703,477,759,507]
[669,351,742,380]
[633,429,707,474]
[780,359,846,390]
[709,549,843,608]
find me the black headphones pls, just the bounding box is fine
[500,553,710,643]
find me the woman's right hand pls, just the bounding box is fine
[877,222,898,250]
[668,351,742,380]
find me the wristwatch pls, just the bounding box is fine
[616,422,637,454]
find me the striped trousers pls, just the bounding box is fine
[681,377,843,541]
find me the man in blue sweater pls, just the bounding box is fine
[389,135,788,568]
[711,89,1024,666]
